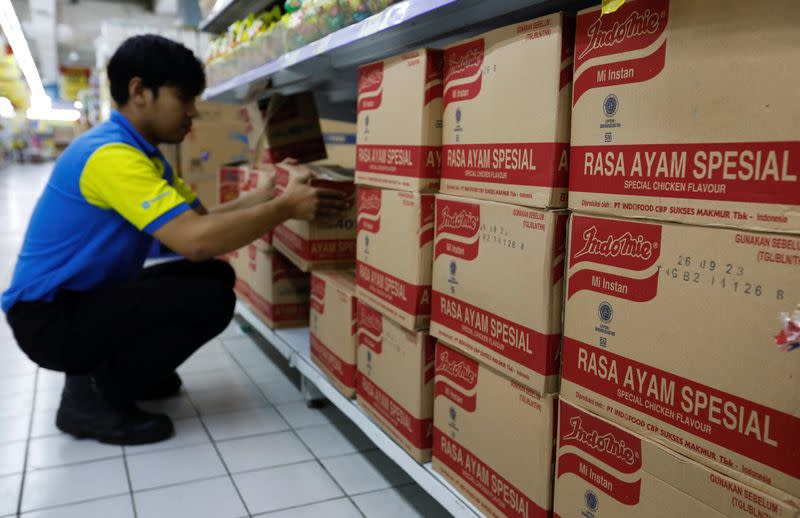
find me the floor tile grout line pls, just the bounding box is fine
[15,367,39,517]
[184,346,256,518]
[121,446,139,518]
[21,452,124,472]
[219,319,391,517]
[311,456,352,505]
[196,417,255,518]
[292,430,380,462]
[216,334,293,410]
[15,491,132,516]
[126,472,236,496]
[249,495,362,517]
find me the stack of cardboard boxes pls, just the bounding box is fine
[428,13,575,517]
[554,1,800,516]
[225,93,359,330]
[351,48,444,462]
[309,270,358,398]
[206,2,800,515]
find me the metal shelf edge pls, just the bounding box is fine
[203,0,458,99]
[234,300,484,518]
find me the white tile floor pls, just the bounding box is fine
[0,163,452,517]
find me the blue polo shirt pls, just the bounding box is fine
[2,111,200,312]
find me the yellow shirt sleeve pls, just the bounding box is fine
[172,173,199,207]
[80,143,191,234]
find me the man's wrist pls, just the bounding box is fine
[273,195,293,221]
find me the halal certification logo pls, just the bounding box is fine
[448,406,458,435]
[603,94,618,117]
[448,260,459,289]
[584,490,599,512]
[598,301,614,323]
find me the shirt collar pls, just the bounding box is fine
[110,110,157,156]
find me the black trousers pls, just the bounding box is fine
[6,259,236,404]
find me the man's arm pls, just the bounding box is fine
[204,187,273,215]
[193,158,294,215]
[155,167,346,261]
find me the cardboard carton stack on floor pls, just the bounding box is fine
[309,270,358,398]
[232,242,310,329]
[353,48,443,462]
[230,92,360,329]
[429,13,575,517]
[556,1,800,514]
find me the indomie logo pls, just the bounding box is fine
[562,416,637,466]
[437,350,477,387]
[445,46,484,82]
[359,69,383,94]
[359,191,381,212]
[360,310,382,335]
[574,226,656,262]
[579,8,663,61]
[438,206,479,234]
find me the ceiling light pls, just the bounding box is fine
[0,96,15,118]
[0,0,46,99]
[26,107,81,122]
[73,100,83,110]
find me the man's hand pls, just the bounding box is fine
[278,164,348,221]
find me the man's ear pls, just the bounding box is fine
[128,77,149,107]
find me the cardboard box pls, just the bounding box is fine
[355,49,443,192]
[272,165,357,272]
[356,187,435,331]
[228,246,249,299]
[430,194,567,394]
[310,270,358,398]
[251,92,327,168]
[554,399,800,518]
[241,102,265,151]
[181,101,249,180]
[432,342,558,518]
[561,213,800,499]
[237,244,310,329]
[568,0,800,234]
[356,301,435,462]
[317,118,357,170]
[440,13,574,209]
[186,166,241,210]
[239,167,276,249]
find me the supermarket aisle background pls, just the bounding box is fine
[0,164,450,518]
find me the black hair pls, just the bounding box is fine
[107,34,205,106]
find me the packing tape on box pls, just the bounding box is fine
[601,0,625,14]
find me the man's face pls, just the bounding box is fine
[144,86,197,144]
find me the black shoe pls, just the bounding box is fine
[134,372,183,401]
[56,374,174,445]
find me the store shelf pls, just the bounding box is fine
[199,0,278,33]
[235,300,484,518]
[203,0,593,102]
